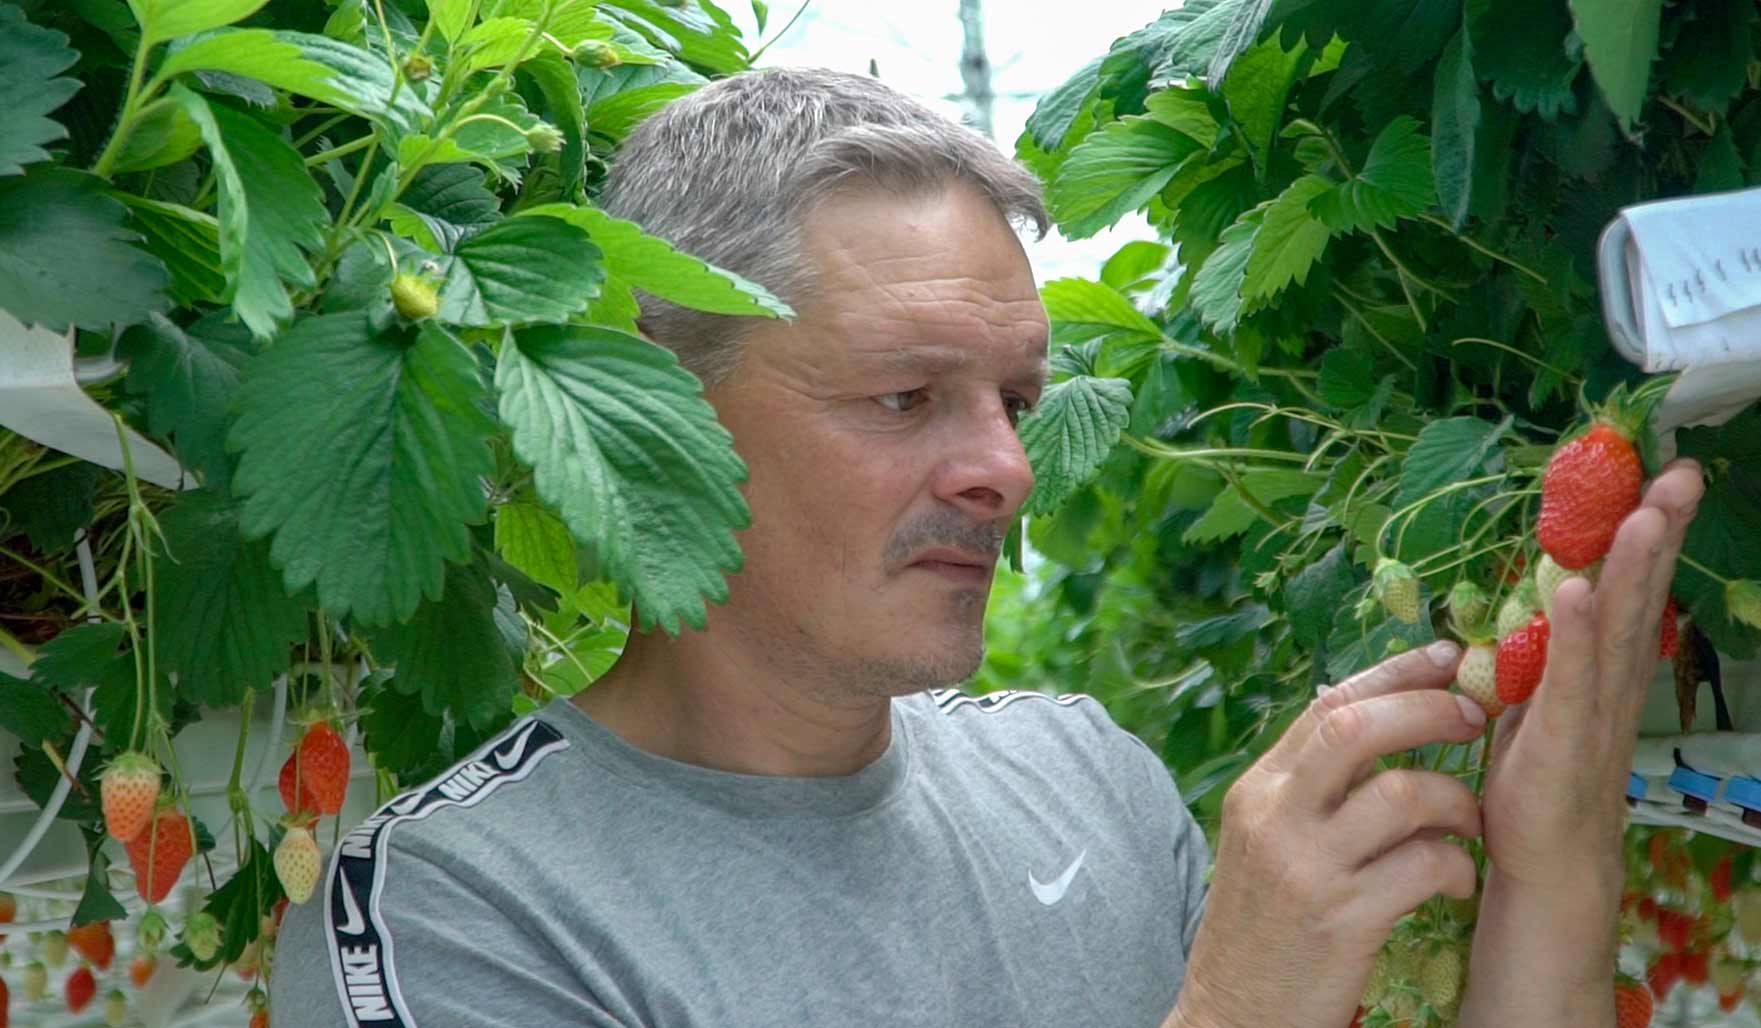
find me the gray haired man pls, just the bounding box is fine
[274,67,1703,1028]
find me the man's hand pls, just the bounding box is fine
[1458,459,1704,1027]
[1163,642,1489,1028]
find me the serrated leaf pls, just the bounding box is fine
[523,203,792,319]
[523,52,587,197]
[73,841,128,926]
[0,670,70,747]
[387,164,500,254]
[0,4,81,176]
[430,0,474,40]
[1018,374,1134,517]
[586,81,697,142]
[201,837,281,964]
[1243,174,1334,300]
[1220,32,1308,177]
[116,194,225,306]
[29,622,126,694]
[1025,54,1106,152]
[1204,0,1275,87]
[371,560,518,731]
[229,314,495,626]
[111,99,202,174]
[1189,206,1262,334]
[152,490,307,705]
[1176,603,1274,648]
[494,501,576,595]
[117,313,253,483]
[1432,27,1480,230]
[0,165,169,331]
[597,0,749,75]
[458,16,536,72]
[496,325,749,634]
[1311,116,1436,233]
[127,0,268,45]
[171,86,326,339]
[1041,277,1164,341]
[1395,416,1507,508]
[1475,0,1581,118]
[153,29,431,134]
[1184,469,1322,544]
[0,462,102,553]
[437,215,605,326]
[1048,117,1202,240]
[1671,408,1761,657]
[1285,542,1356,648]
[1318,348,1375,411]
[1662,0,1755,112]
[1569,0,1662,128]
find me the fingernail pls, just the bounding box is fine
[1455,693,1488,727]
[1427,640,1460,667]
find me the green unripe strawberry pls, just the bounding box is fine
[390,272,439,320]
[23,959,46,1000]
[402,54,434,81]
[1447,580,1490,635]
[137,908,167,953]
[525,122,565,153]
[183,911,221,962]
[1495,580,1539,638]
[1419,944,1464,1010]
[576,39,621,68]
[1373,558,1421,624]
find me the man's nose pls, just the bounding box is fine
[939,399,1035,520]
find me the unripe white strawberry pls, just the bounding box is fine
[105,988,127,1027]
[275,825,322,904]
[1737,888,1761,945]
[1374,558,1422,624]
[1496,580,1539,637]
[1455,642,1504,717]
[23,959,47,1000]
[1537,554,1600,618]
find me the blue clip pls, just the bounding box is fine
[1668,765,1720,803]
[1626,772,1649,801]
[1725,776,1761,814]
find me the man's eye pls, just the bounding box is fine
[1004,394,1035,425]
[875,389,928,413]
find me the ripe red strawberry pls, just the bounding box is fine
[99,751,161,844]
[125,807,194,904]
[67,920,114,970]
[1496,612,1551,705]
[129,954,155,988]
[1648,952,1682,1000]
[1658,596,1679,659]
[1537,420,1643,570]
[1681,948,1711,985]
[250,1010,269,1028]
[0,975,8,1028]
[66,965,95,1013]
[0,890,13,944]
[1456,642,1505,717]
[280,721,351,818]
[275,824,322,904]
[1711,854,1734,902]
[1614,978,1653,1028]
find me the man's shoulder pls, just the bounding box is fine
[904,687,1157,770]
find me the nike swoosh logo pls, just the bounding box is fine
[1029,849,1087,906]
[336,875,365,935]
[493,722,535,771]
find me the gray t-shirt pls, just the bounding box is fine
[272,688,1210,1027]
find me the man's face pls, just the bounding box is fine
[703,180,1047,697]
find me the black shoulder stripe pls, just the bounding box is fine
[934,689,1097,714]
[322,716,569,1028]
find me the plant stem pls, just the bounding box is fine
[1450,337,1580,383]
[1677,551,1729,585]
[749,0,815,63]
[92,32,156,179]
[304,134,376,168]
[1418,215,1547,283]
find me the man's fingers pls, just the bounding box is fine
[1271,642,1462,770]
[1330,770,1481,867]
[1591,506,1669,680]
[1532,574,1599,725]
[1637,461,1703,610]
[1291,689,1486,809]
[1345,837,1478,928]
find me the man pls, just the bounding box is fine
[274,67,1704,1027]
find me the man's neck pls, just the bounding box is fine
[570,628,895,778]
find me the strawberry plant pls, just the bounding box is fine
[986,0,1761,1022]
[0,0,1151,1012]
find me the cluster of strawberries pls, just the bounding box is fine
[1622,831,1758,1021]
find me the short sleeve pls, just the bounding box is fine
[272,843,626,1028]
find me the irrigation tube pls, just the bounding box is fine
[0,531,102,889]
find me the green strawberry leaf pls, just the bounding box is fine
[152,490,309,706]
[0,461,103,553]
[153,29,431,134]
[1018,374,1134,518]
[1672,408,1761,658]
[525,203,793,318]
[110,99,203,175]
[1569,0,1663,129]
[370,560,519,732]
[1047,116,1202,240]
[127,0,268,45]
[1184,469,1322,544]
[1285,542,1356,649]
[496,325,749,634]
[229,314,494,626]
[1189,205,1263,334]
[0,166,169,330]
[0,3,81,176]
[1040,277,1164,379]
[386,164,501,254]
[115,193,226,306]
[1311,116,1436,234]
[171,86,326,339]
[0,670,72,747]
[436,215,605,326]
[494,501,577,596]
[28,622,127,695]
[1474,0,1581,118]
[1395,415,1509,509]
[1243,174,1335,301]
[73,838,128,926]
[1431,27,1480,230]
[117,313,254,484]
[199,836,282,964]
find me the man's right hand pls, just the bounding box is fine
[1162,641,1488,1028]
